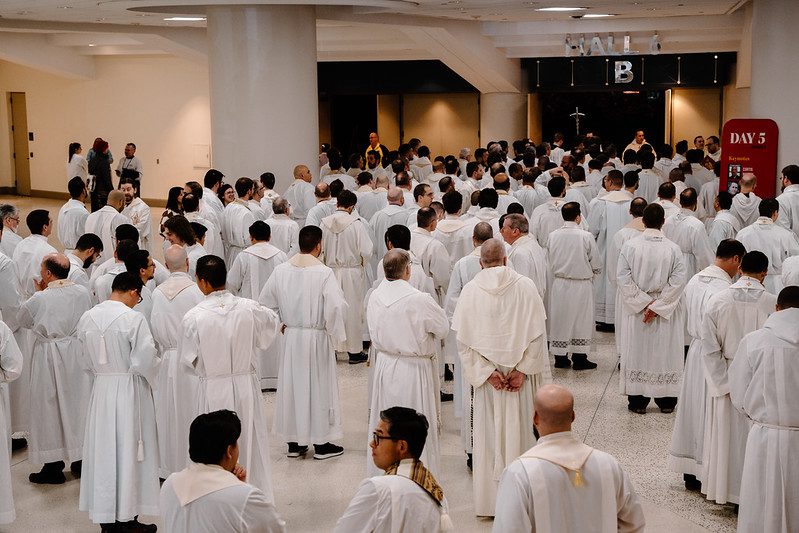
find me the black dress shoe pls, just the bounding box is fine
[683,474,702,492]
[118,518,157,533]
[440,391,453,402]
[11,438,27,451]
[348,352,368,364]
[444,365,454,382]
[571,354,597,370]
[554,356,571,368]
[70,460,82,477]
[466,453,473,471]
[29,462,66,485]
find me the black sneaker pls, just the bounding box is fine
[314,443,344,460]
[118,518,157,532]
[440,391,453,402]
[29,461,66,484]
[287,442,309,458]
[348,352,368,365]
[554,355,571,368]
[684,474,702,492]
[444,365,454,382]
[70,460,82,478]
[571,354,597,370]
[11,438,27,451]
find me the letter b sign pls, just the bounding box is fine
[615,61,634,84]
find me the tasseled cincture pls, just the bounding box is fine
[137,440,144,462]
[573,468,584,487]
[440,512,454,532]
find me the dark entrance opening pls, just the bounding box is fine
[540,90,666,152]
[329,94,377,162]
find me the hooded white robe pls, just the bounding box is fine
[260,254,347,445]
[122,197,152,252]
[77,300,161,523]
[84,206,130,264]
[452,266,551,517]
[410,227,451,304]
[320,210,373,354]
[708,210,740,250]
[451,208,501,262]
[282,179,315,228]
[366,279,449,478]
[729,308,799,533]
[730,192,761,228]
[608,220,645,358]
[57,198,89,251]
[0,322,22,525]
[507,234,548,300]
[265,214,300,258]
[305,198,337,230]
[180,291,279,500]
[512,185,549,218]
[736,216,799,294]
[356,188,389,223]
[222,201,256,266]
[185,211,224,259]
[783,255,799,286]
[700,276,776,505]
[776,183,799,238]
[66,252,91,289]
[663,208,715,290]
[150,272,204,478]
[432,216,467,267]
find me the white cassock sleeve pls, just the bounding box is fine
[458,342,497,387]
[616,467,646,533]
[0,323,23,383]
[128,313,161,386]
[492,462,535,533]
[179,314,201,370]
[226,254,246,296]
[333,480,383,533]
[616,247,654,315]
[727,334,755,417]
[241,487,287,533]
[253,305,280,351]
[701,306,729,397]
[322,273,348,346]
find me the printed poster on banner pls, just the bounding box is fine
[720,119,779,198]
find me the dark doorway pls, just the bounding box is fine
[329,95,377,162]
[540,91,665,152]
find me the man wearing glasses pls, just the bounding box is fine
[0,204,22,258]
[335,407,452,533]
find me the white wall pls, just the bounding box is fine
[402,93,479,157]
[0,56,211,201]
[670,88,722,146]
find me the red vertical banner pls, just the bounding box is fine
[720,119,779,198]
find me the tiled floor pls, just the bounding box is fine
[1,195,738,532]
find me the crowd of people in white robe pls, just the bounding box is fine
[0,129,798,532]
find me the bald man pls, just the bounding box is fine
[18,253,93,483]
[283,164,315,227]
[84,190,131,264]
[150,245,204,477]
[494,385,645,532]
[452,238,551,517]
[369,188,409,271]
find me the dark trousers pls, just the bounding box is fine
[628,395,678,410]
[91,190,108,213]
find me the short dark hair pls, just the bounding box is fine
[438,176,453,193]
[417,145,430,158]
[622,149,637,164]
[679,188,698,208]
[298,225,322,253]
[444,158,459,175]
[357,172,373,186]
[622,170,639,189]
[759,198,780,218]
[189,410,241,465]
[561,202,581,221]
[507,202,525,215]
[478,188,499,209]
[196,255,227,288]
[413,184,430,202]
[657,144,674,159]
[642,203,665,229]
[164,215,197,246]
[68,177,86,199]
[741,250,769,275]
[380,406,429,460]
[547,176,566,197]
[235,177,254,198]
[337,189,357,209]
[675,140,688,154]
[26,209,50,234]
[329,179,344,198]
[186,181,203,199]
[385,224,411,250]
[43,255,70,280]
[111,271,143,294]
[658,182,676,200]
[417,207,437,229]
[116,224,139,243]
[204,169,224,189]
[717,191,733,210]
[442,191,462,214]
[638,151,655,169]
[466,161,480,177]
[190,222,207,240]
[686,149,705,164]
[249,220,271,242]
[119,177,137,190]
[716,239,746,260]
[777,286,799,310]
[75,233,103,253]
[782,164,799,185]
[630,197,647,218]
[125,249,151,278]
[327,148,343,170]
[570,166,586,183]
[182,193,199,213]
[115,239,139,262]
[260,172,276,190]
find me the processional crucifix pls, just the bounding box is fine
[570,107,586,136]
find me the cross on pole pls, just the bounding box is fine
[570,107,586,137]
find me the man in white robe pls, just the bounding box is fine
[84,190,130,264]
[512,170,549,218]
[283,164,315,228]
[18,254,92,484]
[432,191,466,266]
[667,239,744,491]
[730,174,761,228]
[784,254,799,287]
[371,225,436,299]
[0,322,22,525]
[708,191,741,249]
[501,213,548,300]
[120,178,152,252]
[182,190,224,260]
[0,204,22,260]
[57,177,89,252]
[701,251,776,505]
[200,170,226,223]
[653,182,681,219]
[227,221,288,301]
[494,384,645,533]
[529,176,571,248]
[222,178,258,265]
[0,229,21,323]
[355,173,388,222]
[264,199,299,257]
[411,208,451,304]
[150,245,204,478]
[662,188,715,284]
[369,188,408,271]
[66,233,103,289]
[587,170,633,328]
[729,286,799,533]
[321,152,357,191]
[452,239,551,517]
[406,183,434,227]
[320,190,373,362]
[180,255,279,500]
[259,172,280,218]
[335,407,452,533]
[247,183,268,221]
[776,164,799,238]
[260,226,347,459]
[617,203,686,414]
[305,182,338,229]
[161,409,285,532]
[736,198,799,294]
[451,189,502,261]
[366,250,449,478]
[77,272,161,530]
[546,204,602,370]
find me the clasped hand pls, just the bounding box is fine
[487,369,525,392]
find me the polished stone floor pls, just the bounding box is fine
[1,195,738,532]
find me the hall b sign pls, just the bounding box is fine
[615,61,634,83]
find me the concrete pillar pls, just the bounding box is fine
[750,0,799,172]
[480,92,527,145]
[207,5,319,191]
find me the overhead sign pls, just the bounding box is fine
[720,118,779,198]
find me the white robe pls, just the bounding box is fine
[530,199,570,249]
[662,209,715,286]
[305,199,337,230]
[57,198,89,251]
[264,215,299,257]
[451,208,501,262]
[160,463,285,533]
[283,179,315,228]
[700,276,776,505]
[222,201,256,266]
[366,279,449,478]
[370,205,414,271]
[185,211,224,260]
[410,228,451,303]
[0,230,21,260]
[247,199,267,221]
[17,280,93,465]
[512,185,549,218]
[0,322,22,525]
[493,432,645,533]
[667,265,732,478]
[587,190,633,324]
[432,217,467,267]
[180,291,279,501]
[728,308,799,533]
[452,266,551,517]
[0,251,20,324]
[708,211,740,250]
[84,206,130,264]
[320,211,373,354]
[547,223,602,355]
[636,169,661,203]
[776,183,799,238]
[77,300,161,523]
[150,272,204,478]
[66,253,91,289]
[186,243,207,278]
[730,192,761,228]
[736,217,799,294]
[356,188,389,223]
[322,171,358,191]
[698,179,719,225]
[260,254,347,445]
[227,242,287,301]
[122,198,152,252]
[12,234,57,299]
[783,255,799,287]
[617,229,686,398]
[608,221,645,357]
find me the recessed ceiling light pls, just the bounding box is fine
[163,16,206,22]
[583,13,615,17]
[88,43,96,47]
[536,6,587,11]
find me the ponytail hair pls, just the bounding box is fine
[69,142,81,162]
